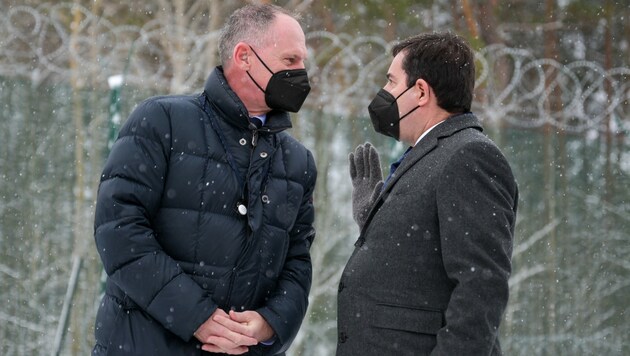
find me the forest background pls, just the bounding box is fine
[0,0,628,355]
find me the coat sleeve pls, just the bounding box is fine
[257,149,317,354]
[94,99,215,341]
[432,140,518,355]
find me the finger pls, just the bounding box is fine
[230,310,275,343]
[205,335,237,350]
[227,310,252,323]
[371,181,384,201]
[353,143,363,158]
[368,146,382,180]
[368,144,381,166]
[361,144,371,177]
[201,344,223,353]
[214,313,252,337]
[206,335,253,351]
[202,342,248,355]
[214,308,230,318]
[364,144,374,177]
[217,318,258,346]
[206,317,257,346]
[225,346,249,355]
[349,152,357,179]
[225,347,249,355]
[354,145,366,177]
[220,328,258,346]
[364,142,373,161]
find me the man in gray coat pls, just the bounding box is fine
[337,32,518,355]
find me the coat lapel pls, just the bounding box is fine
[380,136,438,196]
[381,114,481,194]
[373,113,483,212]
[357,113,483,242]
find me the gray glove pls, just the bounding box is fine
[349,142,384,229]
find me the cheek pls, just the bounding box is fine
[396,98,408,115]
[399,94,418,112]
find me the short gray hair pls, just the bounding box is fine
[218,4,300,66]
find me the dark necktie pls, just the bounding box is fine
[383,146,412,189]
[250,116,263,129]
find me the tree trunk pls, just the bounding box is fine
[603,0,614,207]
[542,0,559,353]
[476,0,501,46]
[461,0,478,38]
[68,4,87,355]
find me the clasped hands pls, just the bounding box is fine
[193,141,383,354]
[194,308,274,355]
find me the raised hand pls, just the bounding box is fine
[349,142,384,229]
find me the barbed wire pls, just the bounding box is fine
[1,3,628,134]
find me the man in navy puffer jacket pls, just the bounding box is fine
[93,4,316,355]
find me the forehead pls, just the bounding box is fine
[262,14,307,57]
[387,52,407,79]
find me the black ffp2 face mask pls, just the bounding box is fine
[246,46,311,113]
[368,86,419,140]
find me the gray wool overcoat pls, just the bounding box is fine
[337,113,518,356]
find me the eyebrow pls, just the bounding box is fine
[280,51,306,62]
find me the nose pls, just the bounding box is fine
[295,59,306,70]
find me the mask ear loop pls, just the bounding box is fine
[395,85,420,120]
[394,85,415,100]
[399,105,420,120]
[246,71,266,93]
[245,45,275,93]
[248,46,275,74]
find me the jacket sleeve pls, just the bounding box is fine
[257,149,317,354]
[94,99,215,341]
[432,140,518,355]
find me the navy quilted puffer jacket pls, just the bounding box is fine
[93,67,317,355]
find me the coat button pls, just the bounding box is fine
[239,138,247,146]
[260,152,268,158]
[338,332,348,343]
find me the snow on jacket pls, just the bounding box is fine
[93,66,317,355]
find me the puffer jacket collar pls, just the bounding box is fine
[203,66,293,133]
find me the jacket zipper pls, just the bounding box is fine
[225,267,237,308]
[251,124,259,147]
[226,128,258,307]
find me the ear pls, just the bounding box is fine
[415,78,431,106]
[232,42,252,70]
